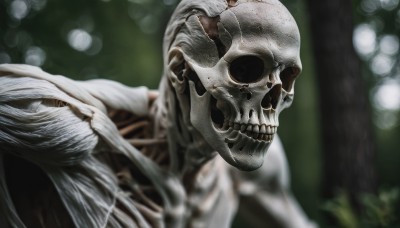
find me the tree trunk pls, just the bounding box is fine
[306,0,377,211]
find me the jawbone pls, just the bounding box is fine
[189,82,273,171]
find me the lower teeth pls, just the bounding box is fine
[243,131,272,141]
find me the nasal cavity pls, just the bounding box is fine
[261,84,282,110]
[229,56,264,84]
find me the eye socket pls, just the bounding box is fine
[280,67,300,91]
[229,56,264,83]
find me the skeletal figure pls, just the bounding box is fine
[0,0,316,227]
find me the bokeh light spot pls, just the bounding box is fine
[9,0,30,20]
[373,80,400,111]
[380,35,399,55]
[24,46,46,66]
[374,111,398,129]
[361,0,380,14]
[67,29,93,52]
[139,15,159,34]
[353,24,376,58]
[0,53,12,64]
[85,36,103,56]
[380,0,399,11]
[371,54,394,75]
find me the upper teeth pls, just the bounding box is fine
[224,121,277,141]
[226,121,277,133]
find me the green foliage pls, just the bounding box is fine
[362,188,399,227]
[323,192,359,228]
[323,188,400,228]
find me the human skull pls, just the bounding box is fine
[167,0,301,171]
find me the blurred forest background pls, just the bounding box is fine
[0,0,399,227]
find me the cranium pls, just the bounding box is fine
[166,0,301,171]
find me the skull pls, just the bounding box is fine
[166,0,301,171]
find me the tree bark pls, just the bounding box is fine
[306,0,377,211]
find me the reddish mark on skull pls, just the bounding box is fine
[198,15,227,58]
[198,16,220,40]
[227,0,238,7]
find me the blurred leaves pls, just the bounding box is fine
[323,192,359,228]
[362,188,399,227]
[323,188,400,228]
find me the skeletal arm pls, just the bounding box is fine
[234,136,317,228]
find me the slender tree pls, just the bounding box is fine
[306,0,377,212]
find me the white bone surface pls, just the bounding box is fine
[0,0,316,227]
